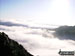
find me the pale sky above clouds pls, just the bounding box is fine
[0,0,75,26]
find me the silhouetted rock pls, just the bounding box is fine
[0,32,33,56]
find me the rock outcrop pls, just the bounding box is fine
[0,32,33,56]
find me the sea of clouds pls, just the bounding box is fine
[0,19,75,56]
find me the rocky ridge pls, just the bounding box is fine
[0,32,33,56]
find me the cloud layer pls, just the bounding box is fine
[0,20,28,27]
[0,19,75,56]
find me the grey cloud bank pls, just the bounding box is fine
[0,20,28,27]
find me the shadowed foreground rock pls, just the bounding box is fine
[0,32,33,56]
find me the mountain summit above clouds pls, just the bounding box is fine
[0,32,33,56]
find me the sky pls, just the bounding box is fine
[0,0,75,26]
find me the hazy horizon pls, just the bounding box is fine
[0,0,75,26]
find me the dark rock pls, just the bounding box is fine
[0,32,33,56]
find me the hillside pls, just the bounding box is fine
[0,32,33,56]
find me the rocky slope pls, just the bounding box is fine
[0,32,33,56]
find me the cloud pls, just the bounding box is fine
[0,19,75,56]
[0,20,28,27]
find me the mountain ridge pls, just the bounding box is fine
[0,32,33,56]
